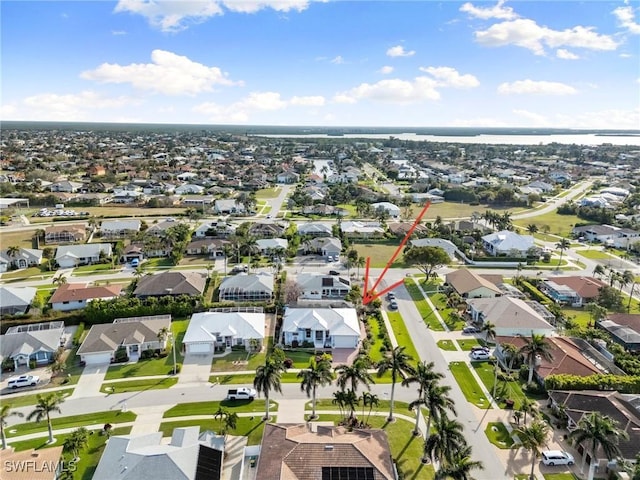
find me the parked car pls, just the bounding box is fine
[541,451,575,466]
[7,375,40,389]
[462,326,479,334]
[471,345,490,353]
[329,270,340,276]
[470,350,490,360]
[226,387,257,401]
[386,292,396,300]
[388,300,399,310]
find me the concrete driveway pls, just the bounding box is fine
[178,353,214,385]
[69,364,108,399]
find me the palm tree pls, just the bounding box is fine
[481,321,496,345]
[335,355,373,394]
[569,411,629,480]
[0,404,23,449]
[332,390,347,419]
[593,264,606,279]
[376,346,415,421]
[500,342,518,372]
[555,238,571,269]
[222,244,233,276]
[63,427,89,460]
[253,359,284,420]
[518,333,553,384]
[360,392,379,425]
[526,224,538,235]
[52,274,67,286]
[27,393,65,443]
[423,383,457,441]
[435,445,484,480]
[513,419,550,480]
[519,397,539,426]
[423,414,467,464]
[298,357,334,420]
[356,256,365,279]
[620,270,635,293]
[403,361,443,436]
[6,245,20,264]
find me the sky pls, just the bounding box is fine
[1,0,639,129]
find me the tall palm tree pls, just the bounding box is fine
[298,357,334,420]
[513,419,550,480]
[63,427,89,460]
[555,238,571,269]
[435,445,484,480]
[423,414,467,465]
[360,392,379,425]
[27,393,65,443]
[481,321,496,345]
[518,333,553,384]
[500,342,518,372]
[335,355,373,394]
[403,361,443,436]
[569,411,629,480]
[332,390,346,419]
[423,383,457,441]
[376,346,415,421]
[526,224,538,235]
[620,270,635,293]
[356,256,365,279]
[52,274,67,286]
[519,397,539,426]
[0,404,23,449]
[6,245,20,263]
[593,264,606,279]
[253,359,283,420]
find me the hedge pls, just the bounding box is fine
[545,374,640,394]
[517,279,552,305]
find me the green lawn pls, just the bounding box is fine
[315,414,434,479]
[562,307,592,328]
[101,377,178,393]
[311,399,414,416]
[449,361,491,409]
[428,292,465,331]
[437,339,457,351]
[2,266,55,279]
[104,319,188,379]
[6,410,137,438]
[543,474,578,480]
[386,311,420,361]
[366,316,387,363]
[0,389,74,409]
[404,280,444,331]
[143,257,174,268]
[73,263,121,273]
[576,249,614,260]
[163,399,272,418]
[472,362,527,410]
[485,422,515,449]
[211,350,267,372]
[211,372,303,385]
[255,187,281,199]
[351,243,406,268]
[513,210,590,237]
[457,339,481,351]
[159,416,270,446]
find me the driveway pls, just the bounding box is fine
[69,364,108,399]
[178,353,214,385]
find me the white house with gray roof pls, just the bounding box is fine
[55,243,112,268]
[0,286,37,316]
[0,247,42,272]
[218,273,274,302]
[481,230,535,257]
[183,310,265,354]
[281,307,361,349]
[296,273,351,301]
[99,219,141,239]
[0,321,65,372]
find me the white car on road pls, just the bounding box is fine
[7,374,40,389]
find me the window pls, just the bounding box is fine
[305,329,311,338]
[236,338,243,345]
[316,331,323,341]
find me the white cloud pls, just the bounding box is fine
[512,109,549,126]
[498,79,577,95]
[331,56,345,65]
[556,49,579,60]
[386,45,415,57]
[613,6,640,34]
[475,18,618,55]
[379,66,394,74]
[459,0,518,20]
[290,95,325,106]
[114,0,310,32]
[111,30,127,36]
[419,66,480,88]
[81,49,241,96]
[334,77,439,104]
[17,91,135,121]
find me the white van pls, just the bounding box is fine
[7,375,39,389]
[541,450,574,466]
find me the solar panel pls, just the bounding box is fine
[195,445,223,480]
[321,466,375,480]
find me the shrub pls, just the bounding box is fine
[140,349,155,360]
[73,322,85,346]
[283,358,294,369]
[114,347,129,363]
[545,374,640,394]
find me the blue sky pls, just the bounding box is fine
[2,0,639,128]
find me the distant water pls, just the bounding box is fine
[256,133,640,146]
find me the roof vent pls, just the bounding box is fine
[324,445,334,451]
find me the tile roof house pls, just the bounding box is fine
[0,286,37,316]
[186,238,230,258]
[410,238,459,260]
[445,269,502,298]
[597,313,640,352]
[572,224,640,248]
[133,271,207,299]
[256,238,288,254]
[304,237,342,259]
[1,445,64,480]
[281,307,361,349]
[99,219,142,239]
[0,247,42,272]
[49,283,122,311]
[248,222,286,238]
[45,224,86,244]
[297,222,332,237]
[371,202,401,218]
[481,230,535,256]
[0,321,65,371]
[218,273,274,302]
[540,276,607,307]
[92,427,224,480]
[467,296,555,337]
[183,310,265,354]
[55,243,113,268]
[213,199,245,215]
[255,423,395,480]
[77,315,170,365]
[548,390,640,465]
[340,221,385,239]
[296,273,351,301]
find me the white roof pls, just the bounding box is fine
[482,230,534,252]
[184,311,266,343]
[468,296,554,331]
[219,273,274,293]
[0,286,37,307]
[55,243,112,260]
[282,308,360,337]
[256,238,288,250]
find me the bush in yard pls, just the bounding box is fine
[114,347,129,363]
[283,358,294,369]
[545,373,640,394]
[140,349,155,360]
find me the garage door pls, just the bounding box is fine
[187,343,212,354]
[83,352,112,365]
[333,336,357,348]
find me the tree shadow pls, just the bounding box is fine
[396,433,417,461]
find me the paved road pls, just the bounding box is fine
[511,180,593,220]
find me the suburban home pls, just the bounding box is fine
[297,222,332,237]
[572,224,640,249]
[194,220,237,238]
[410,238,459,260]
[0,286,37,315]
[45,224,86,244]
[183,310,265,354]
[481,230,535,257]
[77,315,170,365]
[92,427,224,480]
[445,269,502,298]
[55,243,113,268]
[121,244,145,263]
[50,180,84,193]
[0,247,42,272]
[175,184,205,195]
[181,195,215,207]
[548,390,640,468]
[304,237,342,259]
[256,238,288,254]
[467,296,556,336]
[112,190,145,204]
[277,170,300,183]
[597,313,640,352]
[186,238,230,257]
[281,307,361,349]
[218,273,274,302]
[0,321,65,371]
[99,219,141,239]
[255,424,395,480]
[248,222,285,238]
[214,199,245,215]
[388,222,429,238]
[371,202,401,218]
[134,271,207,299]
[296,273,351,300]
[1,445,64,480]
[340,221,385,239]
[540,276,607,307]
[145,218,186,237]
[49,283,122,311]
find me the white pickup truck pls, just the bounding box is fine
[226,387,257,401]
[7,374,40,389]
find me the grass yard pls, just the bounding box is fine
[159,416,270,446]
[0,388,74,409]
[1,266,55,280]
[350,243,406,269]
[310,399,414,416]
[472,362,527,410]
[423,202,525,221]
[73,263,121,274]
[101,377,178,393]
[543,474,578,480]
[255,187,281,199]
[386,311,420,361]
[437,339,457,351]
[485,422,515,449]
[143,257,174,268]
[514,210,590,237]
[211,372,303,385]
[576,249,615,260]
[163,399,272,417]
[428,292,466,331]
[314,414,434,479]
[104,319,188,379]
[282,350,317,368]
[366,316,387,364]
[6,410,137,438]
[562,307,592,328]
[457,339,481,351]
[449,361,491,409]
[211,350,266,372]
[1,229,37,248]
[404,280,444,331]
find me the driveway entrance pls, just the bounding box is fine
[178,353,214,384]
